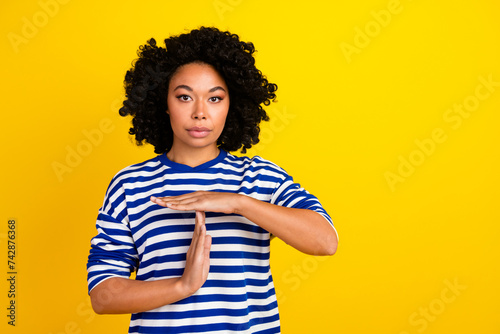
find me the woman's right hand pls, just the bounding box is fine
[180,211,212,295]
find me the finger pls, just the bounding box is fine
[203,234,212,276]
[188,212,203,252]
[193,222,207,262]
[165,197,200,207]
[151,193,198,206]
[157,191,206,202]
[150,196,168,207]
[194,211,206,251]
[204,234,212,259]
[187,228,198,257]
[152,197,200,211]
[195,211,205,229]
[198,212,210,263]
[190,211,205,252]
[167,202,200,211]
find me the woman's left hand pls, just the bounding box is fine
[151,191,242,214]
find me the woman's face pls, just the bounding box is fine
[166,62,230,154]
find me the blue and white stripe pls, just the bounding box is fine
[87,150,333,333]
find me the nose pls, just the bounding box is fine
[192,100,207,120]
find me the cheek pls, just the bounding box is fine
[218,100,230,122]
[166,110,182,130]
[216,108,229,127]
[166,100,186,125]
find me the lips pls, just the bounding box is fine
[187,127,211,138]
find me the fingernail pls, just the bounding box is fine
[151,196,157,201]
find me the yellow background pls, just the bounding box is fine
[1,0,499,333]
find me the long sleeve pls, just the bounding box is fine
[87,176,139,293]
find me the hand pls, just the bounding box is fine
[150,191,242,214]
[180,211,212,296]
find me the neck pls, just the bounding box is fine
[166,145,220,167]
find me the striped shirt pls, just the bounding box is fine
[87,149,334,334]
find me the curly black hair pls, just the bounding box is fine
[118,26,277,154]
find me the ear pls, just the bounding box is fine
[166,109,169,115]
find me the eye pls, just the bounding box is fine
[176,95,192,102]
[209,96,223,103]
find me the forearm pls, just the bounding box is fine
[234,195,338,256]
[90,276,189,314]
[151,192,338,255]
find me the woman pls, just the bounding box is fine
[87,26,338,334]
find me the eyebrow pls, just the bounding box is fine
[173,85,226,93]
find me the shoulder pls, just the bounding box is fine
[107,155,164,190]
[223,152,289,178]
